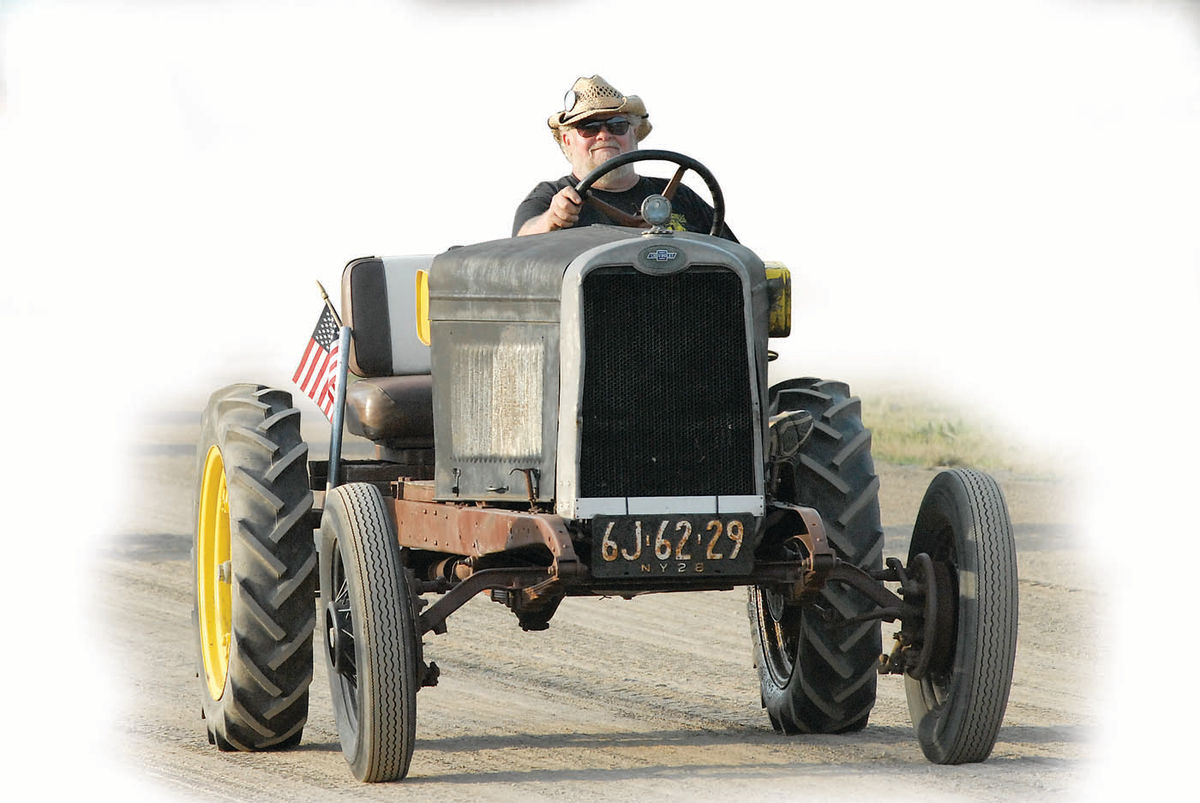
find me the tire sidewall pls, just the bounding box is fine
[318,491,360,758]
[319,487,387,768]
[191,385,254,717]
[905,472,976,757]
[190,384,315,749]
[319,483,418,782]
[905,468,1016,764]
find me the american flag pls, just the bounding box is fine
[293,305,341,420]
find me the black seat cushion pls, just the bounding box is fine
[345,375,434,448]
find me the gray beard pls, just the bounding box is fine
[588,163,638,191]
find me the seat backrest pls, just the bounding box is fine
[341,255,433,377]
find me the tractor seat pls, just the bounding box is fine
[345,375,434,448]
[340,254,436,449]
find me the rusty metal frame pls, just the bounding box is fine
[389,481,585,636]
[389,480,580,564]
[386,486,925,643]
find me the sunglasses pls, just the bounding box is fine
[575,117,632,137]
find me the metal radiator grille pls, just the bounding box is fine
[579,266,755,498]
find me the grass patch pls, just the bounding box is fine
[861,392,1039,475]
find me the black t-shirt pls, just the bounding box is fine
[512,174,736,241]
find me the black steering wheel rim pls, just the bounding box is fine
[574,149,726,236]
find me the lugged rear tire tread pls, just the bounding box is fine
[750,377,883,734]
[192,383,315,751]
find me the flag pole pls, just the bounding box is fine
[326,324,352,492]
[317,280,349,490]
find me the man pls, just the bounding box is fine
[513,75,734,240]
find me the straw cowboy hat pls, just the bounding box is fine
[547,75,653,143]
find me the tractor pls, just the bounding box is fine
[191,151,1018,781]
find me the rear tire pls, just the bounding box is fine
[319,483,419,782]
[191,384,316,750]
[905,468,1018,764]
[749,378,883,733]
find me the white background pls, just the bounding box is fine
[1,0,1197,797]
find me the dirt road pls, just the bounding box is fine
[96,411,1097,801]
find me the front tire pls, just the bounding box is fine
[905,468,1018,764]
[319,483,420,782]
[191,384,316,750]
[749,378,883,733]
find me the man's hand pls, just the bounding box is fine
[518,186,583,235]
[547,185,583,229]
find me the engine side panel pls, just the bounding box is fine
[428,227,642,503]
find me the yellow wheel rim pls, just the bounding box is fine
[198,446,233,700]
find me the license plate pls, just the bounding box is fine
[591,515,756,578]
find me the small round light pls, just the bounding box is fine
[641,194,672,227]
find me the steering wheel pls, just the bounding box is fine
[574,149,726,237]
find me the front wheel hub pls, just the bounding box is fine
[324,599,355,678]
[903,553,957,680]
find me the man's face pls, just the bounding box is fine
[561,115,638,189]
